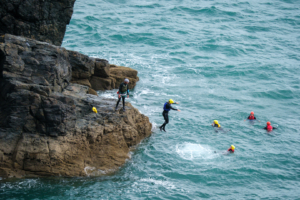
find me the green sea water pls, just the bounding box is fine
[1,0,300,199]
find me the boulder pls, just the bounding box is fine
[90,76,115,91]
[110,64,138,78]
[68,50,95,79]
[0,34,152,178]
[71,79,92,88]
[94,58,110,78]
[88,88,98,96]
[0,0,76,46]
[110,65,139,89]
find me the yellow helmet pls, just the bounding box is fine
[169,99,174,104]
[92,107,97,114]
[214,120,219,124]
[231,145,235,150]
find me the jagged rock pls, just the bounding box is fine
[0,0,76,46]
[94,58,110,78]
[110,65,139,89]
[90,76,115,91]
[67,50,139,91]
[88,88,98,96]
[68,50,95,80]
[0,34,152,178]
[71,79,92,88]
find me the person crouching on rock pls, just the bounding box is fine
[115,78,129,111]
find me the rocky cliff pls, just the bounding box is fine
[0,0,76,46]
[0,34,152,178]
[68,50,139,93]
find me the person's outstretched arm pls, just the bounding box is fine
[169,104,181,112]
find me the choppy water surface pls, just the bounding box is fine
[1,0,300,199]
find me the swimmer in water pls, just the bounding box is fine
[263,121,277,132]
[214,145,235,154]
[212,120,221,128]
[211,120,231,133]
[244,111,260,122]
[228,145,235,153]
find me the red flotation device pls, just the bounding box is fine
[248,115,255,120]
[266,125,273,131]
[266,121,273,131]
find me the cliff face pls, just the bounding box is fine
[0,34,152,178]
[0,0,76,46]
[68,50,139,93]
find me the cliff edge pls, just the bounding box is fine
[0,34,152,178]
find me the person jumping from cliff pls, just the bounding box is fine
[159,99,180,132]
[115,78,130,111]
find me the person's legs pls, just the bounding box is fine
[162,112,169,131]
[160,111,169,131]
[122,96,126,111]
[115,97,121,110]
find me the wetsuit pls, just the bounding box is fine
[213,124,226,132]
[159,102,178,131]
[228,148,234,153]
[247,115,256,120]
[263,125,277,131]
[115,82,129,111]
[213,124,220,128]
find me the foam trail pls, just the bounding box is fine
[176,142,217,160]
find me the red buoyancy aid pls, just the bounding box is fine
[248,115,255,120]
[228,148,234,153]
[267,125,273,131]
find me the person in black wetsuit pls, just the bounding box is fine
[228,145,235,153]
[212,120,221,128]
[247,111,256,120]
[115,78,130,111]
[159,99,181,132]
[263,121,277,132]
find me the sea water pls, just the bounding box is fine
[1,0,300,199]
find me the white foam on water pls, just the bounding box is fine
[84,166,115,176]
[97,90,118,99]
[176,142,218,161]
[151,121,158,132]
[84,166,96,176]
[133,178,176,190]
[0,179,38,190]
[134,88,154,97]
